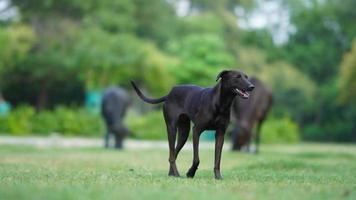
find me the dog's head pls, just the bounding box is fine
[216,70,255,99]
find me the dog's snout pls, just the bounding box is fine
[248,84,255,91]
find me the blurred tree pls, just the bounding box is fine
[133,0,178,47]
[0,24,35,106]
[140,42,177,95]
[282,0,356,84]
[260,62,317,123]
[339,39,356,104]
[14,18,80,110]
[184,0,255,56]
[6,0,178,109]
[188,0,254,13]
[177,13,225,36]
[82,0,136,33]
[168,33,234,86]
[70,27,176,95]
[7,0,90,110]
[302,80,356,142]
[12,0,102,18]
[237,47,317,124]
[0,24,35,75]
[69,28,143,90]
[249,0,356,141]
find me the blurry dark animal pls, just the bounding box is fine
[231,77,273,153]
[101,86,130,149]
[131,70,254,179]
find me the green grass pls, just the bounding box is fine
[1,143,356,200]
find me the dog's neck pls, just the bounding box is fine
[212,80,236,114]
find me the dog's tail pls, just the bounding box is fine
[130,81,167,104]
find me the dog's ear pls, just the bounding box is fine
[216,70,230,81]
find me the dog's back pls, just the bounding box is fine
[166,85,204,103]
[165,85,221,121]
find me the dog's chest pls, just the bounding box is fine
[205,111,230,129]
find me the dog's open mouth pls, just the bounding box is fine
[235,88,250,99]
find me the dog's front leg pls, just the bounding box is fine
[214,129,225,180]
[187,126,203,178]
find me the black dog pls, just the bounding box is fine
[101,86,131,149]
[131,70,254,179]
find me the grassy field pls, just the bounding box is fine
[0,143,356,200]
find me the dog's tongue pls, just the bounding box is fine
[242,92,249,98]
[236,88,249,98]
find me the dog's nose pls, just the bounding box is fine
[248,84,255,91]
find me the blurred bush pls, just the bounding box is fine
[0,105,104,136]
[127,111,302,143]
[126,110,166,140]
[303,122,354,142]
[2,105,35,135]
[261,117,300,144]
[32,109,59,135]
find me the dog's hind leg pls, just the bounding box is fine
[163,107,180,177]
[186,126,203,178]
[167,124,180,177]
[165,122,179,177]
[175,115,190,159]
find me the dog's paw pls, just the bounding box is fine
[168,167,181,177]
[214,171,223,180]
[186,173,194,178]
[186,169,196,178]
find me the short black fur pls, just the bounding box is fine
[131,70,254,179]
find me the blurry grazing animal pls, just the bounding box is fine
[131,70,255,179]
[231,77,272,153]
[101,86,131,149]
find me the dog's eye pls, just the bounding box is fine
[236,75,241,78]
[245,75,248,79]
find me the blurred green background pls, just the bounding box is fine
[0,0,355,143]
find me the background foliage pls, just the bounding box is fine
[0,0,355,142]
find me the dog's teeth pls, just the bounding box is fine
[235,88,249,98]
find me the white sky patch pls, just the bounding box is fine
[171,0,190,17]
[236,0,295,44]
[0,0,18,21]
[0,0,7,9]
[172,0,294,45]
